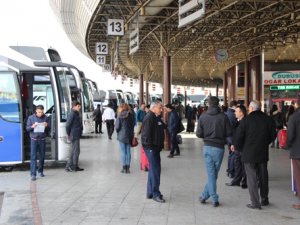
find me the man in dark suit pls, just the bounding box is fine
[236,100,276,209]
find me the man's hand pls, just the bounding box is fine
[31,122,38,128]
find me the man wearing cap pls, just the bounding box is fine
[196,96,232,207]
[165,103,181,158]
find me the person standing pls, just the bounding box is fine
[196,96,232,207]
[236,100,276,210]
[141,101,166,203]
[115,103,135,173]
[93,104,103,134]
[65,101,84,172]
[26,105,49,181]
[102,103,116,140]
[287,102,300,210]
[135,103,146,135]
[226,105,247,189]
[165,103,180,158]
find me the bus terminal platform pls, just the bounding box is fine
[0,129,299,225]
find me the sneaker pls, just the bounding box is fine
[31,176,36,181]
[167,154,174,158]
[65,166,73,172]
[38,172,45,177]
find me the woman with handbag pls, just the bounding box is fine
[115,103,135,173]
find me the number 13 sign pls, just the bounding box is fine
[107,19,124,36]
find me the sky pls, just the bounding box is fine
[0,0,130,90]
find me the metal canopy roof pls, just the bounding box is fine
[50,0,300,87]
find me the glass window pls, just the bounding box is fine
[82,80,94,112]
[54,67,72,122]
[0,72,21,122]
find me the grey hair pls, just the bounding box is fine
[150,101,162,110]
[249,100,261,111]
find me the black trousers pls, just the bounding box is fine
[170,132,180,155]
[231,151,247,186]
[95,120,102,133]
[105,120,114,138]
[244,162,269,206]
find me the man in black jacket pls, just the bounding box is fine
[165,103,180,158]
[65,101,84,172]
[93,104,103,134]
[287,103,300,210]
[141,101,166,203]
[236,100,276,210]
[196,96,232,207]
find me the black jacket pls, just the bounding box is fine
[196,106,232,149]
[167,109,180,135]
[66,109,83,140]
[26,113,49,139]
[93,108,102,122]
[287,111,300,159]
[141,111,165,152]
[115,110,135,144]
[236,110,276,163]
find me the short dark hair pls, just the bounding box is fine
[72,101,81,107]
[145,104,150,109]
[236,105,247,116]
[229,100,238,108]
[36,105,44,110]
[208,96,219,106]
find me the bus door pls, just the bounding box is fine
[0,71,22,164]
[21,72,55,161]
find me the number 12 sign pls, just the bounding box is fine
[107,19,124,36]
[95,42,108,55]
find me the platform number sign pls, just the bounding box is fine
[95,42,108,55]
[107,19,124,36]
[102,64,111,72]
[96,55,106,65]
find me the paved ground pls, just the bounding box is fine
[0,128,300,225]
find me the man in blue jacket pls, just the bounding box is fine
[65,101,84,172]
[26,105,49,181]
[165,103,180,158]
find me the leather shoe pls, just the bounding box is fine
[241,184,248,189]
[261,200,269,206]
[213,202,220,207]
[146,195,153,199]
[65,166,73,172]
[75,167,84,171]
[167,154,174,158]
[199,197,206,204]
[246,204,261,210]
[153,196,165,203]
[225,182,239,187]
[292,204,300,209]
[174,152,180,156]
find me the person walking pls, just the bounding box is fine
[165,103,181,158]
[196,96,232,207]
[26,105,49,181]
[115,103,135,173]
[141,101,166,203]
[287,102,300,210]
[102,102,116,140]
[270,104,284,148]
[65,101,84,172]
[226,105,247,189]
[93,104,103,134]
[236,100,276,210]
[135,103,146,135]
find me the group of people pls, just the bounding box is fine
[26,97,300,210]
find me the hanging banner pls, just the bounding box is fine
[129,28,139,55]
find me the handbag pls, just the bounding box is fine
[178,121,185,133]
[176,134,182,144]
[131,136,139,147]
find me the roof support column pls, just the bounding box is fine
[228,66,236,101]
[145,81,149,106]
[139,74,144,106]
[223,71,228,107]
[163,55,171,151]
[250,55,261,103]
[216,84,219,98]
[244,60,250,107]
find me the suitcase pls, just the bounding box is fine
[140,146,149,171]
[278,129,287,149]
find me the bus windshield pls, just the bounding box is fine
[0,72,21,122]
[54,67,72,122]
[82,80,94,112]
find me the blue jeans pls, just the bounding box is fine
[201,145,224,203]
[144,148,161,198]
[30,139,46,176]
[119,142,131,166]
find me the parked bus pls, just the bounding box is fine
[0,45,74,164]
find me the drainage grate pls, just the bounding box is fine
[0,192,4,217]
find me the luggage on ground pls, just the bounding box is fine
[140,146,149,171]
[278,129,287,149]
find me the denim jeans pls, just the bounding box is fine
[30,139,46,176]
[119,141,131,166]
[144,148,161,198]
[201,145,224,203]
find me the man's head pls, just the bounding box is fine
[72,101,81,112]
[164,103,174,112]
[249,100,261,113]
[145,104,150,113]
[207,96,219,107]
[229,100,238,109]
[235,105,247,120]
[140,103,145,110]
[35,105,44,118]
[97,104,100,109]
[150,101,163,116]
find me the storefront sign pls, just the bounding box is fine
[264,71,300,85]
[270,85,300,91]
